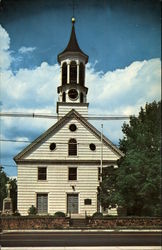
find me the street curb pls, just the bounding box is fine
[2,229,162,233]
[1,247,162,250]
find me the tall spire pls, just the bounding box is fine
[57,18,88,63]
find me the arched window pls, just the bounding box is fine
[62,92,66,102]
[70,61,77,83]
[80,92,84,103]
[62,62,67,85]
[79,63,85,86]
[68,138,77,156]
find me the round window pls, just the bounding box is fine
[68,89,78,100]
[89,143,96,151]
[69,124,77,132]
[49,143,56,151]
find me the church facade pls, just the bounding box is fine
[14,18,124,216]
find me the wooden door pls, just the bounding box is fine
[67,194,78,214]
[37,194,48,213]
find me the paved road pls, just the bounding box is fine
[0,232,161,247]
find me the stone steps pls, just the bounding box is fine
[70,219,87,228]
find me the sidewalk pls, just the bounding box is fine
[1,246,161,250]
[2,229,162,233]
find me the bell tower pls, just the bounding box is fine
[57,17,89,118]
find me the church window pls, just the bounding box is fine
[80,92,84,103]
[49,143,56,151]
[69,124,77,132]
[62,92,66,102]
[68,138,77,156]
[70,61,77,83]
[38,167,47,180]
[79,63,85,85]
[62,62,67,85]
[84,199,92,205]
[69,167,77,180]
[89,143,96,151]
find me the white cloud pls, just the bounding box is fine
[0,25,10,50]
[0,25,12,70]
[1,62,60,109]
[19,46,36,54]
[87,58,161,115]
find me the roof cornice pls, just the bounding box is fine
[14,159,118,165]
[14,109,124,163]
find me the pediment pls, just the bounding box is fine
[14,109,124,163]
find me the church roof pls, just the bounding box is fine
[57,19,88,63]
[14,109,124,163]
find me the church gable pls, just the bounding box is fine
[14,109,123,163]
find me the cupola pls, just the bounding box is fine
[57,18,89,118]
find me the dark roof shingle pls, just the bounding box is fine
[58,22,88,63]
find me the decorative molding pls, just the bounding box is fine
[14,159,117,165]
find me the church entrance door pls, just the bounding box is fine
[67,194,78,214]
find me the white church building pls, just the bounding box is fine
[14,18,124,216]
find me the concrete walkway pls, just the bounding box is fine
[2,229,162,233]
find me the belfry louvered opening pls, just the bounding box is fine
[62,62,67,85]
[70,61,77,83]
[79,62,85,85]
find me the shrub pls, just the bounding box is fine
[13,211,21,216]
[92,212,103,219]
[54,211,66,218]
[104,214,116,218]
[28,205,38,215]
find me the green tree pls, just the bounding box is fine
[0,166,17,213]
[100,101,161,216]
[99,166,117,210]
[0,166,9,211]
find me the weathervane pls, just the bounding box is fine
[72,0,75,23]
[72,0,75,17]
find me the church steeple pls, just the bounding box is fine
[58,18,88,64]
[57,18,89,118]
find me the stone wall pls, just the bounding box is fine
[0,216,161,230]
[88,217,162,229]
[1,216,69,230]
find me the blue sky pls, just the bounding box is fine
[0,0,161,176]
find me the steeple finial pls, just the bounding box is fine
[72,0,75,22]
[72,17,75,24]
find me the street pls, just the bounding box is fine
[0,231,161,247]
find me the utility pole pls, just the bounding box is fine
[100,123,103,213]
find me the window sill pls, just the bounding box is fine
[37,180,48,182]
[68,155,78,158]
[68,180,78,182]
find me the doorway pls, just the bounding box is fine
[67,194,78,214]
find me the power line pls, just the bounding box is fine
[0,112,131,120]
[0,139,31,143]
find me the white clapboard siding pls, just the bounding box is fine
[25,118,119,161]
[18,164,99,215]
[58,105,88,118]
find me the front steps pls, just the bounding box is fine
[70,218,88,228]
